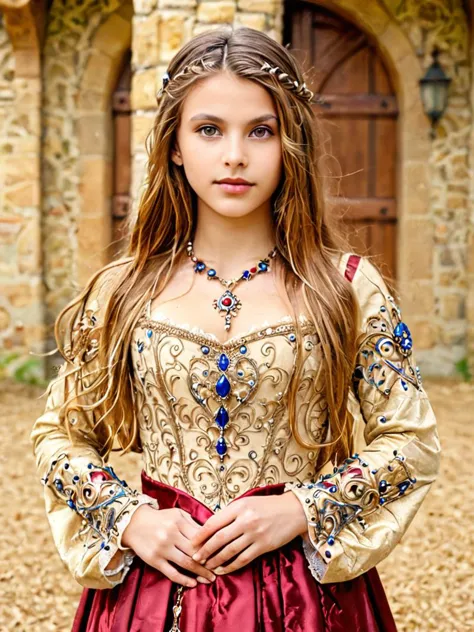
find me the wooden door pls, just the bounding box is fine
[111,50,132,260]
[285,2,399,279]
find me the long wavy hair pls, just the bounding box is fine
[51,25,360,468]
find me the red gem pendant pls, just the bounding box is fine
[213,290,242,331]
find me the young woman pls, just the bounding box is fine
[31,25,441,632]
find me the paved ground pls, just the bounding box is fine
[0,378,472,631]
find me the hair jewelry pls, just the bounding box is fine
[159,61,314,103]
[186,241,277,331]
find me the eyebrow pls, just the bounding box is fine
[189,113,279,125]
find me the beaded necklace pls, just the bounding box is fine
[186,241,277,332]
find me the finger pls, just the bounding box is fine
[192,522,244,564]
[191,507,238,548]
[213,543,260,575]
[159,560,197,588]
[175,533,216,579]
[180,510,202,529]
[171,547,216,582]
[178,518,201,544]
[204,534,251,570]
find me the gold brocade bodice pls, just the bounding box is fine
[131,314,326,511]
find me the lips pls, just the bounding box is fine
[216,178,253,185]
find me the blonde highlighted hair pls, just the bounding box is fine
[51,25,360,468]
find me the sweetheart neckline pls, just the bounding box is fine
[137,311,314,348]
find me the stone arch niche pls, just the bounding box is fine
[285,0,435,361]
[76,4,133,287]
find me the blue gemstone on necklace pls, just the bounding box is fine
[258,262,268,272]
[242,270,251,280]
[201,345,210,355]
[218,353,230,371]
[215,406,229,429]
[208,269,217,277]
[194,261,206,272]
[216,437,227,456]
[216,374,231,398]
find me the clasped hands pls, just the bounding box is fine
[189,491,307,577]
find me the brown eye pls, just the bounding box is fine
[252,126,272,138]
[199,125,219,137]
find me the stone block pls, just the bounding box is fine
[79,158,113,218]
[158,0,197,8]
[132,67,159,110]
[134,0,157,14]
[235,12,267,30]
[92,12,131,59]
[159,13,195,62]
[403,161,430,216]
[132,114,155,151]
[77,113,112,158]
[398,218,433,281]
[409,320,434,350]
[237,0,276,13]
[133,13,161,68]
[440,293,465,321]
[197,2,235,23]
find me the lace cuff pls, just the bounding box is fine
[43,453,158,586]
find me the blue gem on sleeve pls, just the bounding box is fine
[146,329,153,338]
[201,345,210,355]
[379,480,388,494]
[325,550,332,558]
[215,406,229,429]
[288,333,296,342]
[216,437,227,455]
[393,322,413,353]
[207,268,217,278]
[218,353,230,371]
[240,345,247,354]
[137,340,144,353]
[216,374,231,398]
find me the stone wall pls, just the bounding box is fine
[380,0,471,374]
[0,10,42,379]
[0,0,473,379]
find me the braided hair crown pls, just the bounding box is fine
[158,40,315,105]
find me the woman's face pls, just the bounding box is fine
[171,71,283,220]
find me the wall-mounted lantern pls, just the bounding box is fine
[419,47,452,139]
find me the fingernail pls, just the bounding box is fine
[196,577,211,584]
[214,567,225,575]
[192,554,201,562]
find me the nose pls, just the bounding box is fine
[222,133,248,168]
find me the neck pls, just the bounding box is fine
[190,202,276,278]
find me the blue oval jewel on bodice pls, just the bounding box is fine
[216,437,227,455]
[240,345,247,354]
[216,374,231,398]
[393,322,413,352]
[215,406,229,429]
[146,329,153,338]
[201,345,210,355]
[137,340,144,353]
[218,353,230,371]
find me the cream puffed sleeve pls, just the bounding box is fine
[30,275,158,589]
[285,255,441,584]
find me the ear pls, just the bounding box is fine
[171,143,183,166]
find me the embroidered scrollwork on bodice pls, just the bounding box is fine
[131,316,327,511]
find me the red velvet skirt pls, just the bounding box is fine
[72,471,397,631]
